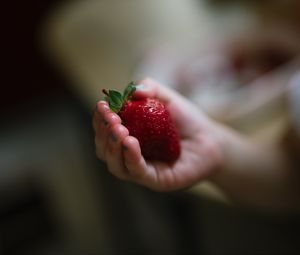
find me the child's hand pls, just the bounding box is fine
[93,78,223,191]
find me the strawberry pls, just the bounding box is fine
[103,82,181,163]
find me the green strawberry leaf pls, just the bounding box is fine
[109,105,119,113]
[108,90,123,113]
[102,82,137,114]
[123,81,136,101]
[109,90,123,104]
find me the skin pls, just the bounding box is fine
[93,78,222,191]
[93,77,300,213]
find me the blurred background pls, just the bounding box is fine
[1,0,300,254]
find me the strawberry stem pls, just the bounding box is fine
[102,81,137,114]
[102,89,109,96]
[123,82,136,102]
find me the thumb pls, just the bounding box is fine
[133,77,182,104]
[133,78,206,135]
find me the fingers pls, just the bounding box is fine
[105,124,130,180]
[122,136,149,179]
[94,101,149,181]
[122,136,163,190]
[94,101,121,160]
[93,101,108,131]
[94,100,176,190]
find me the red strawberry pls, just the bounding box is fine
[103,82,181,163]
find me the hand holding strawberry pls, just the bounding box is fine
[93,78,222,191]
[102,82,181,163]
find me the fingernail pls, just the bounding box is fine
[135,84,145,91]
[97,101,109,113]
[110,133,117,142]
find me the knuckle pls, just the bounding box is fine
[107,143,117,155]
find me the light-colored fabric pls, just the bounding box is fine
[289,71,300,136]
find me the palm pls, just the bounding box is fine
[139,127,221,191]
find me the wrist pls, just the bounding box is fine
[205,119,239,184]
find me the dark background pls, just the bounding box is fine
[1,1,70,120]
[1,1,300,254]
